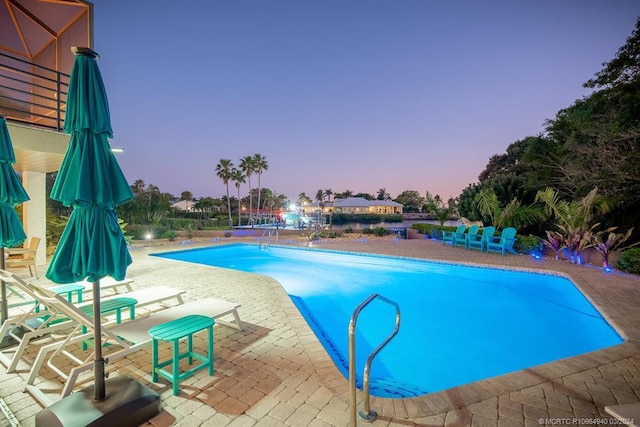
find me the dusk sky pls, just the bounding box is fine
[92,1,640,203]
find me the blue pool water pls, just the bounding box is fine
[154,244,623,398]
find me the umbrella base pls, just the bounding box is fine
[35,376,160,427]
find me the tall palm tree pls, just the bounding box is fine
[216,159,234,227]
[239,155,255,217]
[324,189,333,203]
[377,188,390,201]
[231,168,245,227]
[180,190,194,211]
[253,154,268,213]
[297,192,312,205]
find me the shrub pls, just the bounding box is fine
[514,234,542,254]
[319,231,343,239]
[370,226,390,237]
[127,225,169,241]
[616,248,640,275]
[161,230,177,241]
[411,223,443,239]
[361,227,391,236]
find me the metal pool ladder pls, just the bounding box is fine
[349,293,401,424]
[258,227,278,250]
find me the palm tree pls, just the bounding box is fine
[216,159,234,227]
[239,155,255,217]
[323,189,333,203]
[535,187,611,232]
[231,168,245,226]
[377,188,390,201]
[253,154,268,213]
[475,188,541,230]
[180,191,194,211]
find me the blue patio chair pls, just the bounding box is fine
[467,226,496,251]
[454,225,479,248]
[442,225,466,246]
[486,227,518,255]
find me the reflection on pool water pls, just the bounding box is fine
[154,244,623,398]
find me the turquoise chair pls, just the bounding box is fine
[442,224,466,246]
[467,226,496,251]
[486,227,518,255]
[454,225,479,248]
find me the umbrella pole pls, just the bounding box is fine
[93,279,106,401]
[1,248,7,324]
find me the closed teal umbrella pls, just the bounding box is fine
[46,47,133,400]
[0,115,29,325]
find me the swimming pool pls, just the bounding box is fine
[154,244,623,398]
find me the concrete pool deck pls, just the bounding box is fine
[1,236,640,426]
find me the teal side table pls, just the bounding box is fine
[148,315,215,396]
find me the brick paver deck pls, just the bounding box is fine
[1,236,639,427]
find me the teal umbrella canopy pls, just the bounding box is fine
[45,47,134,401]
[63,54,113,137]
[47,48,133,285]
[0,116,29,249]
[1,115,29,325]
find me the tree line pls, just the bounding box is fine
[457,18,640,245]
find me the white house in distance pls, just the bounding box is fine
[301,197,403,215]
[171,200,194,212]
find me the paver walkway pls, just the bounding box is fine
[1,236,639,427]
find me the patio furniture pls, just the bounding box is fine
[467,226,496,251]
[149,315,214,395]
[0,270,186,373]
[5,236,40,278]
[442,225,466,246]
[486,227,518,255]
[454,225,479,248]
[23,284,242,406]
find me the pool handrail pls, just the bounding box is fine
[348,293,401,424]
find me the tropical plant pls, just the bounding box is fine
[215,159,234,227]
[591,227,638,269]
[535,186,611,232]
[118,217,132,245]
[376,188,390,201]
[180,191,194,211]
[541,230,564,261]
[559,224,597,265]
[253,154,268,212]
[231,168,245,227]
[434,207,451,226]
[475,188,541,230]
[617,247,640,275]
[324,189,333,203]
[239,155,255,216]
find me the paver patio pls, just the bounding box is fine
[1,236,639,427]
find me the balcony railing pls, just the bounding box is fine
[0,51,70,132]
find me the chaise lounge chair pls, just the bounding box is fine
[0,269,186,373]
[22,280,243,406]
[442,224,466,246]
[467,226,496,251]
[485,227,518,255]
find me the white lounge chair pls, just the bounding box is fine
[22,280,242,406]
[0,270,185,373]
